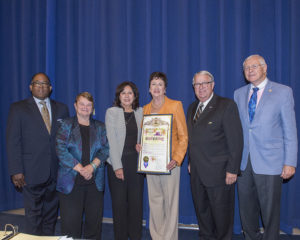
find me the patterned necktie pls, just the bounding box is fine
[193,102,204,123]
[40,100,51,134]
[248,87,259,122]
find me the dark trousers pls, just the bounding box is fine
[107,152,144,240]
[59,183,104,240]
[190,170,235,240]
[23,178,58,235]
[237,158,282,240]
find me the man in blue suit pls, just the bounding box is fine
[6,73,69,235]
[234,55,298,240]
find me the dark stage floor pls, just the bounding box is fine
[0,213,299,239]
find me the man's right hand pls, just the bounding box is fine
[12,173,26,188]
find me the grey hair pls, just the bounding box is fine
[192,70,214,84]
[243,54,266,67]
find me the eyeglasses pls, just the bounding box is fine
[193,81,213,88]
[244,64,264,71]
[32,81,51,87]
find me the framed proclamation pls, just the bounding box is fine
[137,114,173,174]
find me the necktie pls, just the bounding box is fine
[40,100,51,134]
[193,102,204,123]
[248,87,259,122]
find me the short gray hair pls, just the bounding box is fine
[243,54,266,68]
[192,70,214,84]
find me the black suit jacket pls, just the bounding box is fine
[187,94,243,187]
[6,96,69,185]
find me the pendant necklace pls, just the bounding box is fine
[125,112,134,125]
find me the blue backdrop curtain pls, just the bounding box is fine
[0,0,299,234]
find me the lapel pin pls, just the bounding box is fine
[208,122,213,125]
[268,89,272,92]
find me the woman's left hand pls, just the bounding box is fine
[167,160,177,170]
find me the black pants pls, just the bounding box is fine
[59,183,104,240]
[190,171,235,240]
[108,152,144,240]
[238,158,282,240]
[23,178,58,235]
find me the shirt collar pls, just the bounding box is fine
[33,96,50,106]
[251,78,268,90]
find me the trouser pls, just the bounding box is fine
[190,169,235,240]
[238,158,282,240]
[147,166,180,240]
[107,156,144,240]
[23,178,58,235]
[59,183,104,240]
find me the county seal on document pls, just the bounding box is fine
[138,114,173,174]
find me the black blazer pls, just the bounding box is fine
[6,96,69,185]
[187,94,243,187]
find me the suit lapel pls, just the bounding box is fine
[253,81,272,120]
[134,108,142,126]
[70,117,82,158]
[189,101,198,126]
[243,85,251,123]
[134,108,142,141]
[89,119,97,161]
[190,101,198,121]
[50,100,57,135]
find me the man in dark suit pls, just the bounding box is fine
[187,70,243,240]
[6,72,69,235]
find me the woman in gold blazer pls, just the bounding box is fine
[142,72,188,240]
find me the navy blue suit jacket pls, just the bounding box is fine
[6,96,69,185]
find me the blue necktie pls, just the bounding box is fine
[248,87,259,122]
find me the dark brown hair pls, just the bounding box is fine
[113,81,140,110]
[149,72,168,88]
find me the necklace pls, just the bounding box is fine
[125,112,134,125]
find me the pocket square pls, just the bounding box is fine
[208,121,213,125]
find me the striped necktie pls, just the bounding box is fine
[193,102,204,123]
